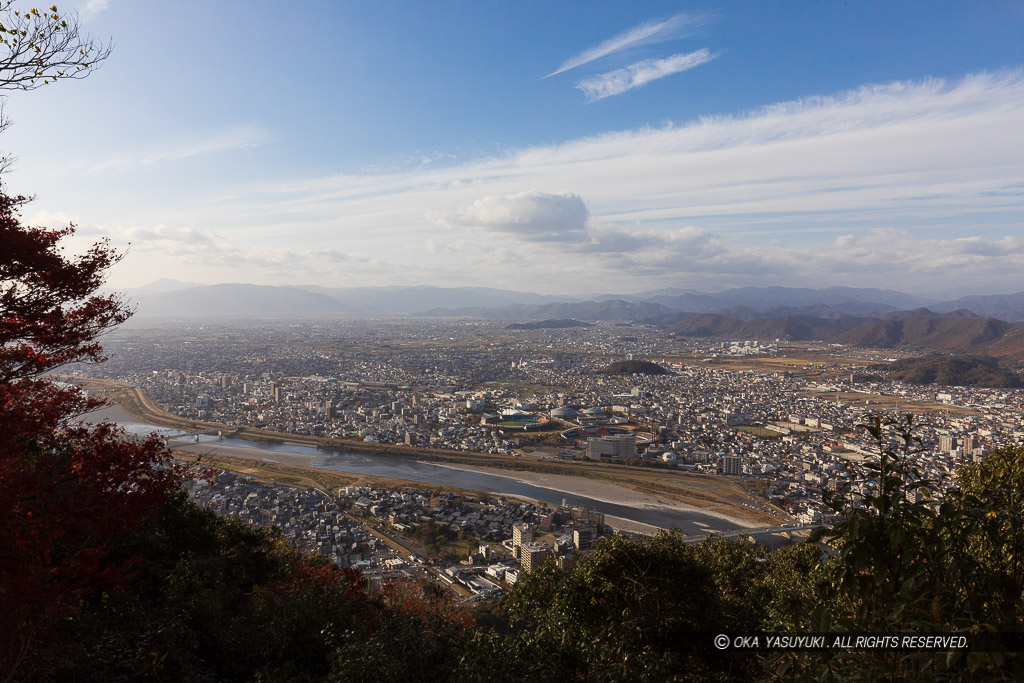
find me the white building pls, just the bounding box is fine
[586,433,637,461]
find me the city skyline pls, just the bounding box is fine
[4,1,1023,295]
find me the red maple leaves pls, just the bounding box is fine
[0,185,181,668]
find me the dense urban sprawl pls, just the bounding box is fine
[82,318,1024,527]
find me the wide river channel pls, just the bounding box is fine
[91,406,743,534]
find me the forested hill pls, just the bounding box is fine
[599,359,671,375]
[871,355,1024,388]
[667,313,1024,360]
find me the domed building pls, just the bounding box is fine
[550,406,581,419]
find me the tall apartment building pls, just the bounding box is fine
[573,526,596,551]
[521,543,549,574]
[512,523,533,559]
[721,455,743,476]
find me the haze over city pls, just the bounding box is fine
[4,0,1023,296]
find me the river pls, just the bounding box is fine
[84,404,747,534]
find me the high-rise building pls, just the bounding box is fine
[521,543,549,574]
[573,527,596,550]
[512,522,532,549]
[721,455,743,476]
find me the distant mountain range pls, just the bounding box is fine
[127,283,564,318]
[422,300,677,321]
[127,284,345,317]
[123,280,1024,327]
[592,285,932,313]
[119,280,1024,360]
[668,314,1024,361]
[506,319,594,330]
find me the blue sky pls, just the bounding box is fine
[4,1,1024,295]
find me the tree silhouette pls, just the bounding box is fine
[0,186,180,680]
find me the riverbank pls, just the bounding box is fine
[423,461,762,529]
[171,448,664,536]
[80,390,782,531]
[161,435,762,531]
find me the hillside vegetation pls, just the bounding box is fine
[599,359,671,375]
[871,355,1023,388]
[13,440,1024,681]
[668,313,1024,360]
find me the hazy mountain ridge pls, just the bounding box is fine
[422,300,676,321]
[130,284,346,317]
[123,281,1024,330]
[665,312,1024,361]
[295,285,570,315]
[930,292,1024,322]
[506,319,594,330]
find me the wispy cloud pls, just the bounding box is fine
[90,72,1024,292]
[576,49,717,101]
[137,124,266,166]
[59,123,267,174]
[547,12,712,78]
[79,0,111,21]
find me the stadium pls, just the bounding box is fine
[561,425,652,445]
[481,412,551,431]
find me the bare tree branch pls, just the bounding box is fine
[0,3,112,90]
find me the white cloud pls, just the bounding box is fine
[576,49,717,101]
[575,228,1024,291]
[27,209,76,227]
[78,220,394,285]
[85,71,1024,292]
[431,191,589,241]
[547,12,712,78]
[251,72,1024,234]
[79,0,110,21]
